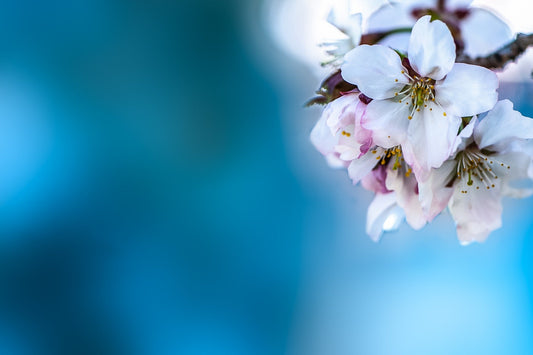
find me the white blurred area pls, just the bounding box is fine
[472,0,533,81]
[263,0,390,78]
[264,0,533,81]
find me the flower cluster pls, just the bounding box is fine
[311,1,533,244]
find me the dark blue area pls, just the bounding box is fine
[0,1,306,354]
[0,1,533,354]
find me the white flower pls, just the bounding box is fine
[419,100,533,245]
[341,15,498,180]
[367,0,513,57]
[320,6,362,66]
[312,94,429,240]
[359,155,406,242]
[310,93,371,168]
[346,142,427,242]
[366,192,405,242]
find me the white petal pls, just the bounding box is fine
[310,112,336,156]
[446,0,473,8]
[449,184,502,245]
[345,14,363,46]
[446,0,472,9]
[403,0,436,9]
[321,38,354,61]
[361,166,389,194]
[335,124,360,161]
[451,116,477,155]
[363,98,411,148]
[311,109,346,168]
[418,160,456,221]
[385,165,426,229]
[341,45,409,100]
[474,100,533,151]
[436,63,498,118]
[325,154,347,169]
[348,148,384,184]
[496,151,533,182]
[461,8,513,57]
[408,16,456,80]
[366,3,413,33]
[325,93,360,134]
[327,9,362,46]
[377,32,411,53]
[501,184,533,199]
[457,227,490,246]
[404,102,462,177]
[366,192,405,242]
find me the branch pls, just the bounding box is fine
[308,32,533,107]
[360,27,412,45]
[305,70,355,107]
[456,33,533,70]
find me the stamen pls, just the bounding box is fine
[455,149,511,193]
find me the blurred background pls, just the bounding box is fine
[0,0,533,354]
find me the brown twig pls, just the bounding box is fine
[456,33,533,70]
[308,32,533,107]
[360,27,412,45]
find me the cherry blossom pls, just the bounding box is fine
[311,93,371,168]
[419,100,533,244]
[353,145,427,239]
[341,15,498,180]
[306,1,533,244]
[320,6,362,66]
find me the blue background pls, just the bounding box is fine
[1,0,533,354]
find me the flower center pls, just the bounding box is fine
[455,148,511,193]
[411,76,436,108]
[395,72,443,120]
[372,146,412,177]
